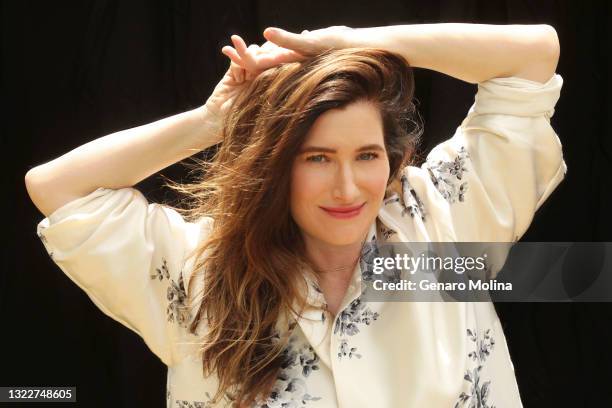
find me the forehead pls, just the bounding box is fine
[302,100,384,147]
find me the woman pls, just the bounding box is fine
[25,23,564,407]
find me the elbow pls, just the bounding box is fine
[25,167,51,216]
[25,168,39,196]
[539,24,560,67]
[512,25,560,83]
[25,168,42,207]
[25,166,47,193]
[533,25,560,78]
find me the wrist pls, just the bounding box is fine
[348,25,425,68]
[201,101,222,122]
[344,27,383,48]
[199,104,223,130]
[189,104,223,148]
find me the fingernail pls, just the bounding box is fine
[265,27,279,35]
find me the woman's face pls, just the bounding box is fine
[290,100,390,248]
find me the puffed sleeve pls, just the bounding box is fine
[395,73,566,243]
[35,187,212,366]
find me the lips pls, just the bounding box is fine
[320,203,366,219]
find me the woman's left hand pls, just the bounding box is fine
[221,35,306,75]
[262,26,354,57]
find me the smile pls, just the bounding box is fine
[319,203,366,219]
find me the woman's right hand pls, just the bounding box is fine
[204,35,305,120]
[203,60,248,121]
[219,27,353,76]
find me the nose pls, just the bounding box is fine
[332,163,360,203]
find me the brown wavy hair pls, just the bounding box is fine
[163,47,422,406]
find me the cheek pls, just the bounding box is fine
[359,160,390,200]
[290,164,329,220]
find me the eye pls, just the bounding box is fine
[305,154,329,163]
[358,152,379,161]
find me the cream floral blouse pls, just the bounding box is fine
[36,73,566,408]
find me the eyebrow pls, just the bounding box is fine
[299,144,386,154]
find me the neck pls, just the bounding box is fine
[303,232,368,283]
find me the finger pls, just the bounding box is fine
[232,36,261,70]
[228,60,239,83]
[301,29,310,34]
[237,39,259,71]
[231,35,249,58]
[229,62,244,83]
[261,40,277,51]
[221,46,243,66]
[260,48,307,65]
[263,27,311,53]
[244,69,259,81]
[244,44,267,78]
[246,44,262,67]
[247,44,260,54]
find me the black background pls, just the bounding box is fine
[3,0,611,407]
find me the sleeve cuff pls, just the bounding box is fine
[471,73,563,118]
[42,187,116,226]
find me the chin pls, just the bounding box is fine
[321,237,358,247]
[311,227,368,247]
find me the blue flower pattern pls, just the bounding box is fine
[426,145,470,203]
[152,257,191,328]
[257,335,322,407]
[454,328,496,408]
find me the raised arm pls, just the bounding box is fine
[261,23,560,84]
[346,23,559,84]
[24,60,257,218]
[25,106,220,217]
